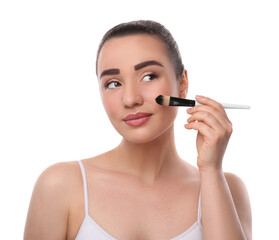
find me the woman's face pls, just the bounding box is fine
[97,34,187,143]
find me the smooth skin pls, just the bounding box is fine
[186,95,252,239]
[24,34,252,240]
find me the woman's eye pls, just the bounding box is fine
[105,81,121,89]
[142,73,158,82]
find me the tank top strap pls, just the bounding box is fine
[77,160,89,216]
[198,191,202,221]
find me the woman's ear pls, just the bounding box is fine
[178,69,188,99]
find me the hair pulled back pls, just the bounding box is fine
[96,20,184,81]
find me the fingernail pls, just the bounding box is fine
[196,95,203,100]
[187,108,192,113]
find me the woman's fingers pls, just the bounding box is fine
[186,95,233,139]
[195,95,232,126]
[187,105,232,134]
[184,121,214,138]
[184,95,233,171]
[187,110,223,131]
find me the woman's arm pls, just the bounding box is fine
[185,95,252,239]
[200,169,252,240]
[24,162,71,240]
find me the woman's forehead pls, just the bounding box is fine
[97,34,170,71]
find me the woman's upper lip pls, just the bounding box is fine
[123,112,152,121]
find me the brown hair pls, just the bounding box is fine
[96,20,184,81]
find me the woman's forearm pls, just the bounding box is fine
[200,169,247,240]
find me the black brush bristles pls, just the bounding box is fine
[155,95,170,106]
[155,95,196,107]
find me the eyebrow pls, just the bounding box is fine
[134,60,164,70]
[100,68,120,78]
[99,60,164,79]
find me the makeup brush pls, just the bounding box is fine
[155,95,250,109]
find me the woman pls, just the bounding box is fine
[24,20,252,240]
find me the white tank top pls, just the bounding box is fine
[75,160,203,240]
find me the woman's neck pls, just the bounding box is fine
[112,125,183,184]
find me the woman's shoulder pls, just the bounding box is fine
[223,171,251,207]
[36,160,80,189]
[36,154,108,189]
[30,160,81,206]
[24,160,82,239]
[223,171,250,204]
[223,172,249,194]
[224,171,252,239]
[32,160,95,206]
[30,161,82,207]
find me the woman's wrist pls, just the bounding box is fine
[199,166,224,179]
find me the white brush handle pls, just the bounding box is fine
[196,101,250,109]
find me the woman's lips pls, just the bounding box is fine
[123,112,152,127]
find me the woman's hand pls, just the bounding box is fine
[184,95,233,172]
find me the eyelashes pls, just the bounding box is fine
[104,73,160,89]
[142,73,159,82]
[104,81,121,89]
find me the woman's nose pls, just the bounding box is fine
[122,84,144,108]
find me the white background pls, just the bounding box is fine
[0,0,278,239]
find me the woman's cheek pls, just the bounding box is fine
[142,86,178,120]
[143,81,178,107]
[101,94,120,120]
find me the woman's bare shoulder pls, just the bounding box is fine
[224,172,250,196]
[223,172,251,207]
[30,161,82,214]
[36,161,81,189]
[224,172,252,240]
[24,160,81,240]
[38,156,109,188]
